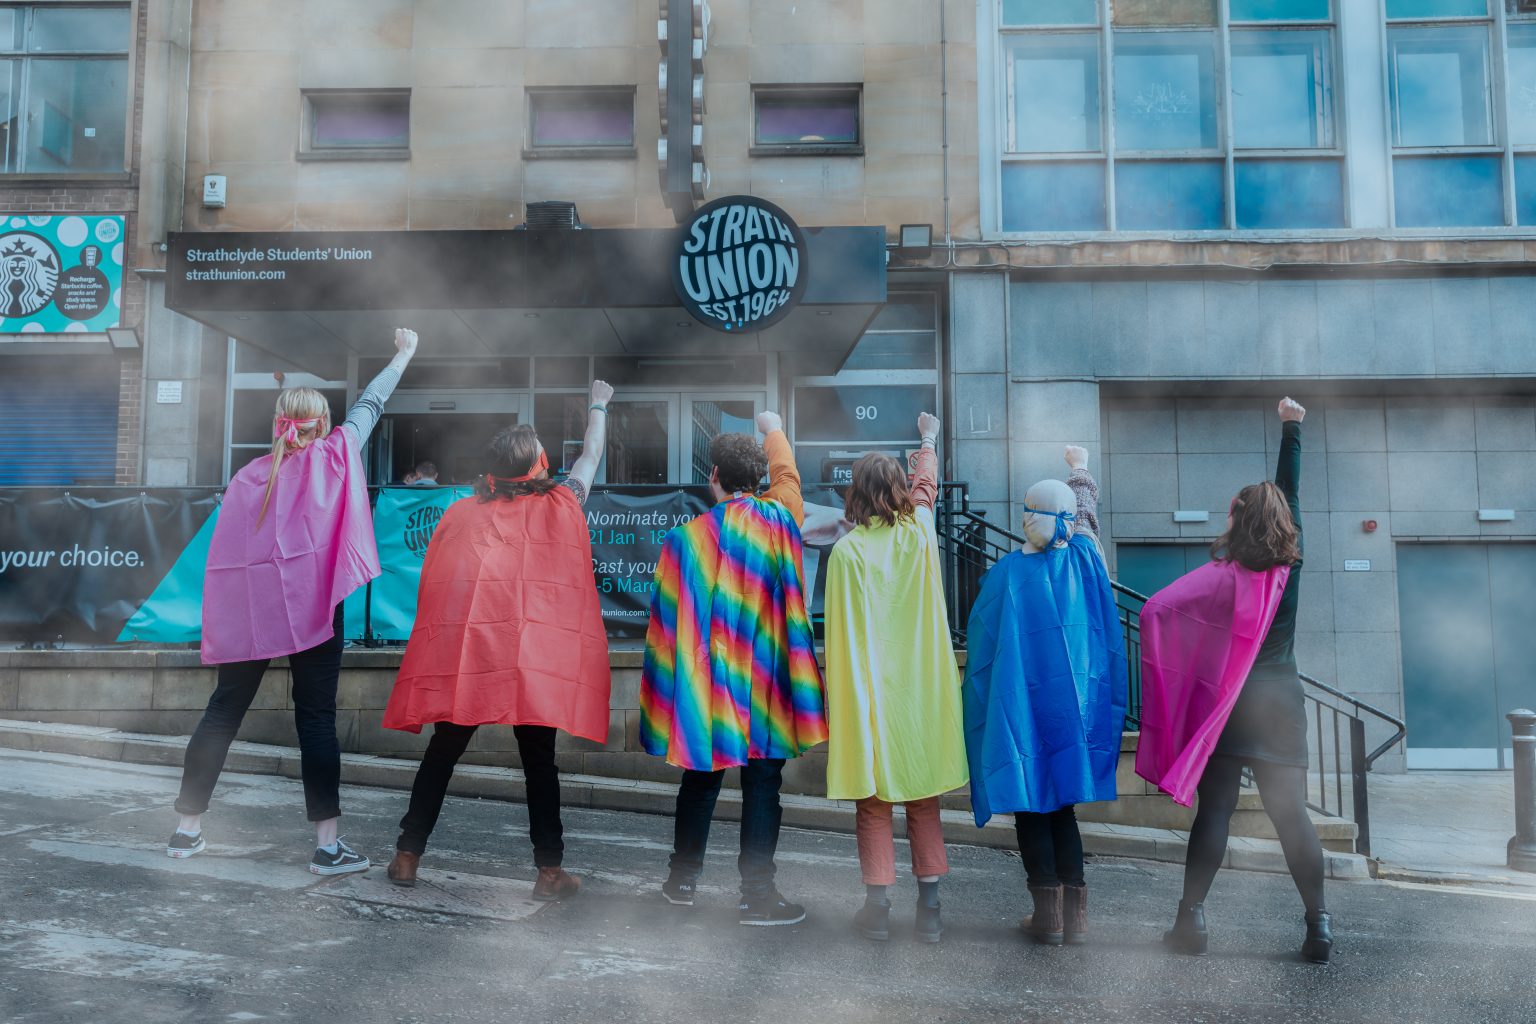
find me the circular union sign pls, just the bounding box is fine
[673,195,808,333]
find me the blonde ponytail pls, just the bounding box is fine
[256,388,331,527]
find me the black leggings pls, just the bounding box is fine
[176,607,344,822]
[396,722,565,868]
[1182,756,1326,916]
[1015,806,1085,888]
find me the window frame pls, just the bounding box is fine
[985,0,1349,237]
[0,1,135,178]
[749,83,864,157]
[297,88,412,162]
[522,85,638,160]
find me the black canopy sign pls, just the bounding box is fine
[673,195,808,333]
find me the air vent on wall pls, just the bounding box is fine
[520,201,583,231]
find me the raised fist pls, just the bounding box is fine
[590,379,614,406]
[1064,445,1088,470]
[917,412,941,440]
[756,410,783,435]
[394,328,418,356]
[1278,397,1306,423]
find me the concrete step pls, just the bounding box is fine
[0,717,1370,882]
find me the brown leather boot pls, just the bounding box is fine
[1063,883,1088,945]
[1022,884,1064,945]
[386,851,419,888]
[532,866,581,902]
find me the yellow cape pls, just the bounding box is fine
[823,506,969,803]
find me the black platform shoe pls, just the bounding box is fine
[853,897,891,941]
[1162,901,1209,956]
[1302,911,1333,964]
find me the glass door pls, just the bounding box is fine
[684,394,764,484]
[597,392,766,485]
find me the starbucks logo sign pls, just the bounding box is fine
[1,232,61,319]
[674,195,808,333]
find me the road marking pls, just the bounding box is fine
[546,948,681,981]
[1383,879,1536,903]
[27,839,317,891]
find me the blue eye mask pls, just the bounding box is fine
[1023,505,1075,548]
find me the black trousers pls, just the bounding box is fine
[1014,806,1086,888]
[176,607,344,822]
[1183,755,1326,916]
[668,758,785,897]
[396,722,565,869]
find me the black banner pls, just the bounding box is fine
[0,489,218,643]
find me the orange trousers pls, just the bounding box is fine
[854,796,949,886]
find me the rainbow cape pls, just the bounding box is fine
[640,496,828,771]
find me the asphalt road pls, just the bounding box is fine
[1,747,1532,1024]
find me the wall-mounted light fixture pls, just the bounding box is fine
[106,327,139,350]
[1173,510,1210,523]
[1478,509,1515,522]
[897,223,932,256]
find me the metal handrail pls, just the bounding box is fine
[933,487,1406,856]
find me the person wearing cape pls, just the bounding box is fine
[380,380,614,902]
[961,444,1126,946]
[823,413,967,944]
[168,328,419,875]
[640,411,828,926]
[1137,397,1332,965]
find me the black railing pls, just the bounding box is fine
[934,484,1406,857]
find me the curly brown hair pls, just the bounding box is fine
[474,423,561,502]
[1210,481,1300,571]
[710,432,769,493]
[843,452,915,529]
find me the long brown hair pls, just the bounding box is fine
[843,452,915,529]
[1210,481,1300,571]
[257,388,331,527]
[474,423,561,502]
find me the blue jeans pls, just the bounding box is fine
[668,758,786,897]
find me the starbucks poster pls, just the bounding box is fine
[0,214,125,333]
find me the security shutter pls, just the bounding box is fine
[0,357,120,485]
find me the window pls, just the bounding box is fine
[751,85,862,155]
[994,0,1342,233]
[299,90,410,160]
[525,87,636,157]
[0,4,130,174]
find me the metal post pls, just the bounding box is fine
[1350,717,1371,860]
[1508,709,1536,873]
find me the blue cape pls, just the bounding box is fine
[961,534,1128,826]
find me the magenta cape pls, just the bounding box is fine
[1133,559,1291,806]
[201,429,379,665]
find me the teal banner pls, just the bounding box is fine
[366,485,474,640]
[2,215,125,332]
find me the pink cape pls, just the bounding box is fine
[201,429,379,665]
[1133,559,1291,806]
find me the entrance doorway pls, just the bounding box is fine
[1398,543,1536,769]
[370,392,528,485]
[601,392,765,485]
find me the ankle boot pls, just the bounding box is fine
[531,866,580,901]
[1162,901,1208,956]
[854,897,891,942]
[915,899,943,944]
[386,850,419,888]
[1302,911,1333,964]
[1062,883,1088,945]
[1022,885,1064,945]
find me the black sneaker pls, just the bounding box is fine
[309,839,370,876]
[662,875,697,906]
[738,890,806,927]
[165,831,205,859]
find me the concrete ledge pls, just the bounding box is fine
[0,717,1370,882]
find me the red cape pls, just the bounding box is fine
[382,486,611,741]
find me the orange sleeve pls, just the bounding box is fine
[761,430,804,527]
[908,443,938,511]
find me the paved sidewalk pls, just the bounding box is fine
[0,717,1369,880]
[1368,770,1536,888]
